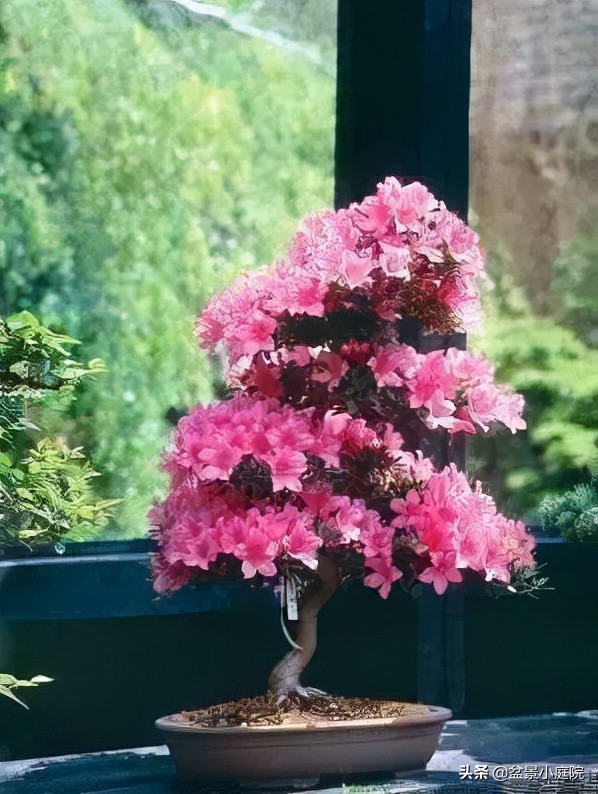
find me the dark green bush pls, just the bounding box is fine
[537,481,598,542]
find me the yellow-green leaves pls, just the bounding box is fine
[0,674,53,709]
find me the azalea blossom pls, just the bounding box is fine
[364,557,403,599]
[152,177,536,603]
[196,177,488,370]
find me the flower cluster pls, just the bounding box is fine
[403,347,526,435]
[152,395,410,595]
[197,177,484,370]
[152,177,536,600]
[231,343,525,437]
[164,395,351,492]
[391,465,536,595]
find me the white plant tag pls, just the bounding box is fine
[286,575,299,621]
[278,575,286,608]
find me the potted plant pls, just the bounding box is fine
[152,177,539,783]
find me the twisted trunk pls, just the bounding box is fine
[268,554,342,699]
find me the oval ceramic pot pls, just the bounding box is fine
[156,704,452,783]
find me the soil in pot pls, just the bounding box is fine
[180,693,430,727]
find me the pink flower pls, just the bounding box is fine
[464,383,501,432]
[349,196,392,237]
[368,344,423,388]
[197,444,241,481]
[378,241,411,279]
[310,411,352,466]
[263,273,327,318]
[444,348,494,385]
[360,519,394,560]
[382,425,405,456]
[419,564,462,595]
[376,177,439,229]
[300,486,334,514]
[236,312,277,356]
[284,517,322,569]
[493,392,527,434]
[231,509,284,578]
[260,449,307,492]
[341,250,375,288]
[341,418,378,455]
[364,557,403,599]
[408,351,458,411]
[326,497,369,543]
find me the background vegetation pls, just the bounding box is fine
[0,310,114,547]
[469,263,598,518]
[0,0,335,537]
[0,0,595,536]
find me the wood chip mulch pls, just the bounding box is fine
[181,694,430,727]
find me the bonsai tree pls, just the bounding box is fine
[150,178,537,702]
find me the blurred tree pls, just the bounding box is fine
[0,0,335,536]
[551,210,598,349]
[470,267,598,519]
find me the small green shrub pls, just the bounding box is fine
[537,481,598,542]
[0,311,115,548]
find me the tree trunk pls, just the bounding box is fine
[268,554,342,699]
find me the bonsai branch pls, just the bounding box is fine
[268,554,342,700]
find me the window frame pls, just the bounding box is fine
[1,0,474,712]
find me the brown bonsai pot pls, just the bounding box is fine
[156,703,451,783]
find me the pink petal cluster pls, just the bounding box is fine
[405,348,526,434]
[303,492,402,599]
[391,464,536,594]
[367,344,423,388]
[151,485,323,592]
[197,177,485,369]
[166,394,350,492]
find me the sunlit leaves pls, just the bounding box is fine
[0,311,113,548]
[0,673,53,709]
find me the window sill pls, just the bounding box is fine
[0,541,251,621]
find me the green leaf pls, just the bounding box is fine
[6,311,41,332]
[0,684,29,709]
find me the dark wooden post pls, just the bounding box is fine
[335,0,472,715]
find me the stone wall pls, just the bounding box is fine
[470,0,598,311]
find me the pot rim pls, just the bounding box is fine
[155,704,452,735]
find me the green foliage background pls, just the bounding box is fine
[0,0,596,535]
[469,266,598,520]
[0,0,335,537]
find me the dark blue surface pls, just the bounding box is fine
[0,548,246,621]
[2,714,598,793]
